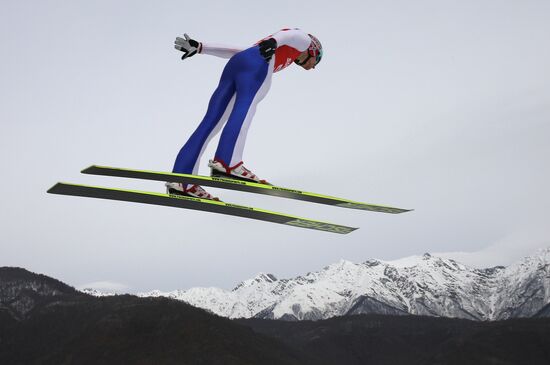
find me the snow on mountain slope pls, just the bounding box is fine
[492,248,550,320]
[139,248,550,321]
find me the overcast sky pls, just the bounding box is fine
[1,0,549,293]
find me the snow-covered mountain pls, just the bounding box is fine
[79,288,116,297]
[140,248,550,321]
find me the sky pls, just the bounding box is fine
[1,0,549,293]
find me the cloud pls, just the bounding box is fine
[434,223,550,268]
[77,281,129,293]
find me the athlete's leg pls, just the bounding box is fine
[172,71,236,175]
[188,95,235,175]
[215,49,272,167]
[230,70,272,166]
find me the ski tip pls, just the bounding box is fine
[392,208,414,214]
[383,207,413,214]
[346,227,360,234]
[47,182,63,194]
[381,208,413,214]
[81,165,98,174]
[331,226,359,235]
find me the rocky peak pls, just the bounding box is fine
[232,272,278,292]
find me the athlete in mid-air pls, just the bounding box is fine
[167,28,323,201]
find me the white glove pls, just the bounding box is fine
[174,34,202,60]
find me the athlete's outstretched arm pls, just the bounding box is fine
[175,34,244,60]
[200,42,245,59]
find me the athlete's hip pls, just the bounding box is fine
[226,46,269,72]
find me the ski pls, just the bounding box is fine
[47,183,357,234]
[81,165,411,214]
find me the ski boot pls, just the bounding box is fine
[165,182,221,201]
[208,159,271,185]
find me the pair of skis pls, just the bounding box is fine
[48,165,411,234]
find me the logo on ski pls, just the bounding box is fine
[225,203,254,211]
[211,177,247,185]
[286,219,356,235]
[169,193,202,202]
[336,202,406,214]
[271,186,303,194]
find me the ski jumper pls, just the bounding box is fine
[172,28,312,175]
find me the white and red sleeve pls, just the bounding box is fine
[200,42,246,59]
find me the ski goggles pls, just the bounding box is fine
[294,47,323,66]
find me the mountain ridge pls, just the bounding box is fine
[139,247,550,321]
[2,264,550,364]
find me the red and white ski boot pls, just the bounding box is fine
[208,159,271,185]
[165,182,221,201]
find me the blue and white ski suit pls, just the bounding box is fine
[172,28,312,175]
